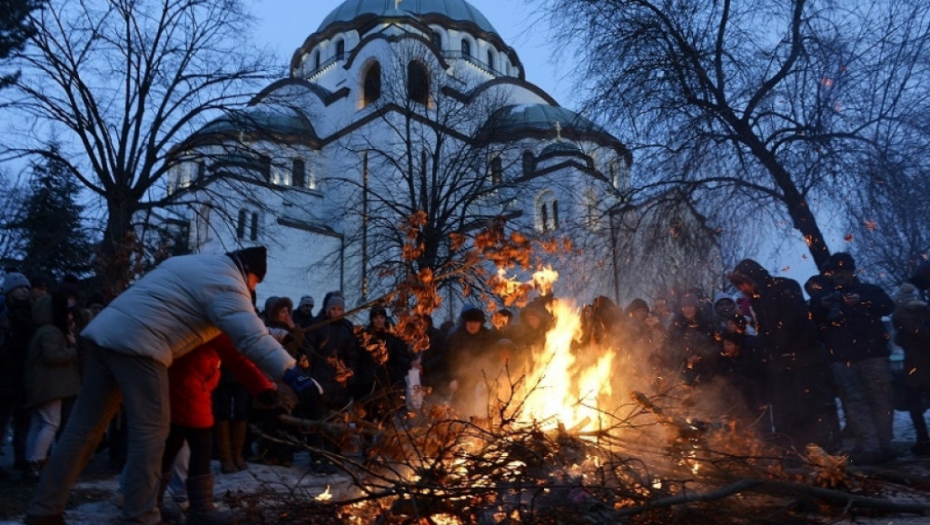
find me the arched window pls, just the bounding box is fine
[522,151,535,176]
[461,39,471,58]
[584,189,598,229]
[292,158,306,188]
[236,209,247,239]
[536,190,559,232]
[487,49,495,69]
[431,31,442,50]
[250,212,259,241]
[362,61,382,107]
[407,61,429,105]
[335,39,345,61]
[233,209,260,241]
[490,156,503,185]
[313,50,320,70]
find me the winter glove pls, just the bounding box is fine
[272,380,299,412]
[282,367,324,408]
[255,388,278,407]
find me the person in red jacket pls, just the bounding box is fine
[160,334,279,525]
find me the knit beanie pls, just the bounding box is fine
[370,306,387,320]
[325,294,345,311]
[227,246,267,282]
[2,272,30,294]
[461,308,485,324]
[299,295,315,308]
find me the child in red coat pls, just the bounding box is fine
[160,334,277,524]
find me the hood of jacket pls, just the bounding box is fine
[32,294,53,327]
[31,293,68,332]
[729,259,773,293]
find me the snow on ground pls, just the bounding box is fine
[1,408,928,524]
[0,444,344,525]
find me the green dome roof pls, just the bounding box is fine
[318,0,497,34]
[540,141,584,157]
[196,107,317,138]
[479,104,610,139]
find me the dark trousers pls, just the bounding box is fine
[212,383,251,421]
[162,426,212,478]
[0,396,31,465]
[906,385,930,443]
[769,364,841,451]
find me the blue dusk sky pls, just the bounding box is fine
[249,0,574,104]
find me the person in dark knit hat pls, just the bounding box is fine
[293,295,315,328]
[25,247,324,525]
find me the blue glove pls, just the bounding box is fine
[283,367,323,393]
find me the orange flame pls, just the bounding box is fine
[514,298,615,432]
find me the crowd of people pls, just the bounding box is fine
[2,248,930,525]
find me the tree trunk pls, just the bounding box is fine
[734,119,833,271]
[98,196,140,300]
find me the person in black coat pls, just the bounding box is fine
[662,292,720,386]
[809,253,895,464]
[354,306,413,416]
[717,330,769,430]
[445,307,494,416]
[300,294,359,411]
[729,259,840,452]
[892,283,930,455]
[1,272,35,472]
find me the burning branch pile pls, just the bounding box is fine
[244,216,930,524]
[259,383,930,525]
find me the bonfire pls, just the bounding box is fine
[252,216,930,525]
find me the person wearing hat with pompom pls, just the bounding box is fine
[809,252,896,465]
[25,247,324,525]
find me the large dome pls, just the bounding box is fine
[318,0,497,34]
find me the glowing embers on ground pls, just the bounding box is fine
[512,298,616,433]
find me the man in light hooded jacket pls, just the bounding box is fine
[25,247,321,525]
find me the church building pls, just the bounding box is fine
[166,0,631,319]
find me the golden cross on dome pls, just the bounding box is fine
[394,0,402,9]
[554,121,562,142]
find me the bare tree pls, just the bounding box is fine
[545,0,930,272]
[3,0,278,295]
[318,40,547,309]
[844,155,930,288]
[0,169,28,265]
